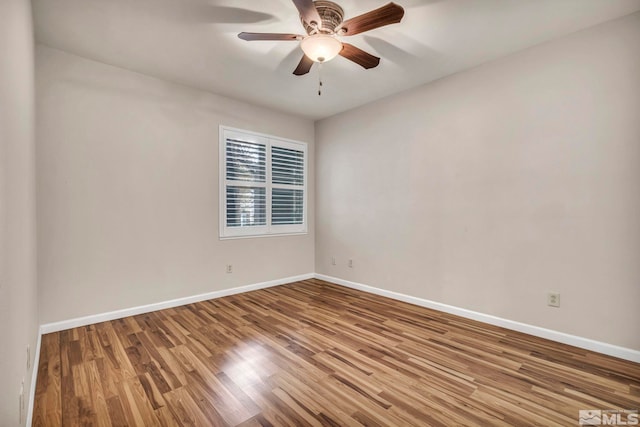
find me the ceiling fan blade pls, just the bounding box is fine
[238,32,301,41]
[293,54,314,75]
[339,2,405,36]
[292,0,323,28]
[339,43,380,69]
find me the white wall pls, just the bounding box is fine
[0,0,39,424]
[36,45,315,324]
[316,12,640,351]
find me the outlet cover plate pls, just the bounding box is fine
[547,292,560,307]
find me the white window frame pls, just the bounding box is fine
[219,126,308,239]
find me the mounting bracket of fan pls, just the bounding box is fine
[301,1,344,35]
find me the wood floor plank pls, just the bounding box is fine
[32,333,62,427]
[33,279,640,426]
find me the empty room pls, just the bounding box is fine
[1,0,640,425]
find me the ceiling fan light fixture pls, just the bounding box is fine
[300,34,343,63]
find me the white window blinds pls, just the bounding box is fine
[225,139,267,228]
[271,146,305,225]
[220,127,307,238]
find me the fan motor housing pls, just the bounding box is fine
[302,1,344,34]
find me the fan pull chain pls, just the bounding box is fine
[318,62,323,96]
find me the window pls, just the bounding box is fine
[219,126,307,238]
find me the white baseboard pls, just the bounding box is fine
[39,273,315,334]
[25,328,42,427]
[314,273,640,364]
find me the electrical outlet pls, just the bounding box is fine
[226,264,233,274]
[331,257,336,266]
[547,292,560,307]
[348,259,353,268]
[27,345,31,370]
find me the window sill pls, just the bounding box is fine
[219,231,308,241]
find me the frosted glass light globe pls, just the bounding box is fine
[300,34,343,63]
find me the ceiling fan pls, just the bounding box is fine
[238,0,405,76]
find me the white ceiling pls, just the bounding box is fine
[33,0,640,120]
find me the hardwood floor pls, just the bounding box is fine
[33,279,640,426]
